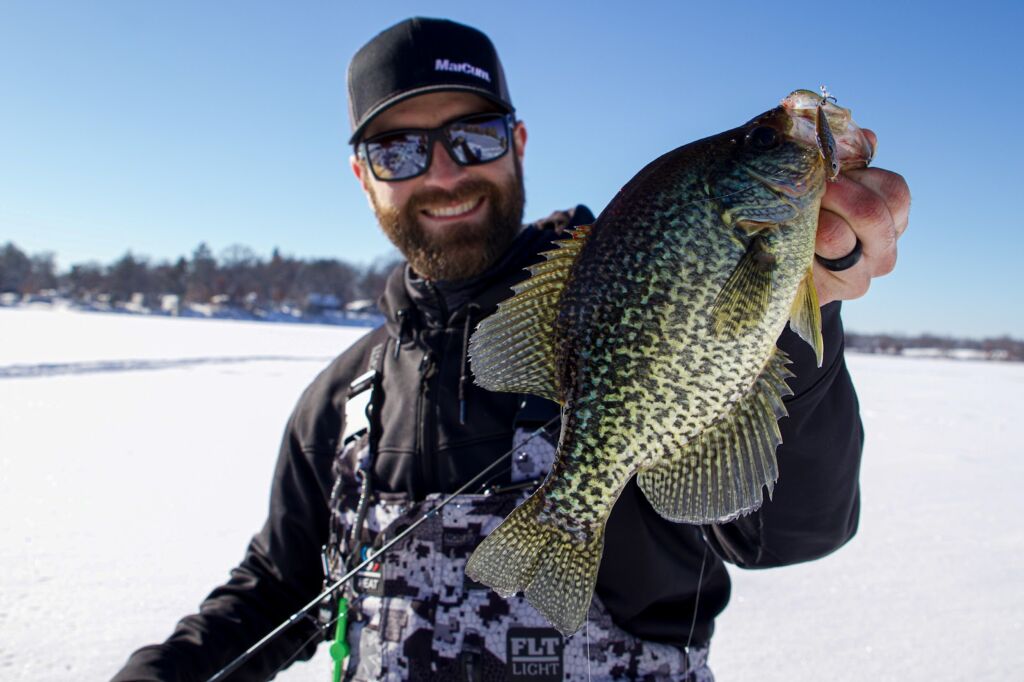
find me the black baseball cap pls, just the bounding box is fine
[347,17,514,144]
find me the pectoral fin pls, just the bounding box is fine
[712,235,776,336]
[788,268,824,367]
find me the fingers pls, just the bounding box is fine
[816,206,860,261]
[813,166,911,305]
[861,128,878,152]
[846,166,911,240]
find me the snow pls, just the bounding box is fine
[713,354,1024,681]
[1,308,1021,681]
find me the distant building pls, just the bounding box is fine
[122,292,150,314]
[242,292,260,312]
[161,294,181,315]
[345,299,379,315]
[304,293,343,316]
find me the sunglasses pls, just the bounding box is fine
[357,113,515,182]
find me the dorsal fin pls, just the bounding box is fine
[469,226,591,403]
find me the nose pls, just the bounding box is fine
[422,139,464,187]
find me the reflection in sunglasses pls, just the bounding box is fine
[361,114,513,181]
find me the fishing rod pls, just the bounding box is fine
[207,414,560,682]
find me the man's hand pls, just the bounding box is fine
[814,129,911,305]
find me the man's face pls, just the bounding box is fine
[351,92,528,281]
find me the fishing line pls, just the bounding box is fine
[693,182,761,206]
[268,616,333,679]
[586,616,592,682]
[476,462,512,492]
[685,541,709,654]
[208,414,560,682]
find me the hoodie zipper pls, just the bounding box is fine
[423,280,449,324]
[418,281,447,493]
[416,348,437,491]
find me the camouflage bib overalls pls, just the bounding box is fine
[324,361,713,682]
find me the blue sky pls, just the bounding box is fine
[1,1,1020,337]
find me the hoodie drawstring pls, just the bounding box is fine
[458,304,480,425]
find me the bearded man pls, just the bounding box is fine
[115,17,909,681]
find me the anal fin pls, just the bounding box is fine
[636,348,794,523]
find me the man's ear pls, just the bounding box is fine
[513,121,527,162]
[350,154,370,191]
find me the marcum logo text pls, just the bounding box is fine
[434,59,491,82]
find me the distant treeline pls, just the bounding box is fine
[0,241,401,309]
[846,332,1024,361]
[4,241,1022,358]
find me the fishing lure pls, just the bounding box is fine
[816,85,841,181]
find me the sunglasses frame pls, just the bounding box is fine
[357,112,516,182]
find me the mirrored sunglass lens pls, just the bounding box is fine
[445,116,509,165]
[365,133,429,180]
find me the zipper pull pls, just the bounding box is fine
[423,280,449,322]
[394,309,408,358]
[419,351,436,378]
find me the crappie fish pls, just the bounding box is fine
[465,90,874,634]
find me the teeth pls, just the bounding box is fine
[424,198,479,218]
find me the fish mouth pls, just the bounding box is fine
[780,89,874,170]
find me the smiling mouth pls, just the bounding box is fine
[421,197,484,219]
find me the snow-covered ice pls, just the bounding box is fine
[1,308,1021,681]
[713,353,1024,681]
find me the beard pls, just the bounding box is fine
[367,158,525,281]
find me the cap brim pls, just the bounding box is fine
[348,85,515,145]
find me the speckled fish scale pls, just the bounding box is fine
[466,90,874,635]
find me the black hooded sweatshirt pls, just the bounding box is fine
[114,210,862,681]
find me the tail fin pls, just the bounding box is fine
[466,492,604,635]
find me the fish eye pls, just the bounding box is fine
[747,126,780,150]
